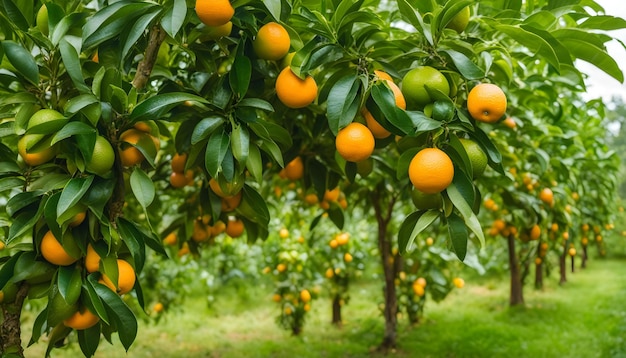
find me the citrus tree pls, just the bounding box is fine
[0,0,625,356]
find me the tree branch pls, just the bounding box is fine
[132,25,166,90]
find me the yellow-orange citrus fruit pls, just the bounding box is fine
[426,237,434,246]
[170,171,191,188]
[493,219,506,231]
[153,302,164,313]
[192,220,210,242]
[85,244,101,273]
[374,70,393,81]
[329,239,338,249]
[171,153,187,173]
[335,232,349,246]
[277,263,287,272]
[119,129,152,167]
[279,228,289,239]
[535,257,542,265]
[304,303,311,312]
[210,220,226,237]
[253,22,291,61]
[363,108,391,139]
[539,188,554,206]
[416,277,427,288]
[562,232,569,240]
[568,247,576,256]
[530,225,541,241]
[325,268,334,278]
[412,283,425,297]
[222,192,243,212]
[41,231,78,266]
[336,122,375,162]
[225,218,245,238]
[195,0,234,27]
[304,193,318,205]
[163,232,177,245]
[275,67,318,108]
[344,252,353,262]
[272,293,281,302]
[408,148,454,194]
[18,134,57,166]
[300,289,311,303]
[284,156,304,180]
[503,117,516,129]
[324,187,340,202]
[69,211,86,227]
[467,83,507,123]
[63,308,100,330]
[452,277,465,288]
[101,259,136,295]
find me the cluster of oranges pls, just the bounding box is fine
[169,153,194,188]
[118,122,160,167]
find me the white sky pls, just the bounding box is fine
[578,0,626,102]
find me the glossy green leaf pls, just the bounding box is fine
[398,210,439,254]
[231,124,249,164]
[397,0,433,45]
[447,183,485,247]
[51,13,87,46]
[439,49,484,80]
[205,130,230,178]
[237,98,274,112]
[262,0,281,22]
[327,74,361,136]
[246,144,263,184]
[51,122,97,145]
[121,9,161,61]
[1,41,39,84]
[57,176,94,219]
[191,116,225,145]
[161,0,186,38]
[130,168,154,209]
[447,212,468,261]
[495,24,560,71]
[78,324,101,357]
[130,93,208,122]
[57,266,82,306]
[3,0,29,30]
[230,50,252,98]
[117,218,146,273]
[93,280,138,351]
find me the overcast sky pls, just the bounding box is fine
[578,0,626,102]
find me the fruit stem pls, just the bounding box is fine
[132,24,167,90]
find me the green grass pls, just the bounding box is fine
[23,258,626,357]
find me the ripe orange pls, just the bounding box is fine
[363,108,391,139]
[568,247,576,256]
[272,293,281,302]
[324,187,340,202]
[467,83,507,123]
[279,228,289,239]
[275,68,318,108]
[195,0,234,27]
[63,308,100,330]
[530,224,541,241]
[171,153,187,173]
[539,188,554,206]
[225,218,245,238]
[335,232,349,246]
[329,239,338,249]
[69,211,86,227]
[535,257,542,265]
[85,244,101,273]
[192,220,210,242]
[408,148,454,194]
[344,252,353,262]
[325,268,334,278]
[284,156,304,180]
[253,22,291,61]
[503,117,516,129]
[119,129,148,167]
[452,277,465,288]
[18,134,57,166]
[277,263,287,272]
[170,171,192,188]
[41,231,78,266]
[412,283,425,297]
[300,289,311,303]
[163,232,177,245]
[210,220,226,237]
[335,122,375,162]
[493,219,506,231]
[416,277,427,288]
[101,259,136,295]
[153,302,164,313]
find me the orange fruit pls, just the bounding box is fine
[253,22,290,61]
[304,303,311,312]
[69,211,86,227]
[324,187,340,202]
[335,122,375,162]
[275,67,317,108]
[277,263,287,272]
[210,220,226,237]
[171,153,187,173]
[304,193,318,205]
[412,283,425,297]
[195,0,234,27]
[153,302,164,313]
[119,129,150,167]
[408,148,454,194]
[225,218,245,238]
[18,134,57,166]
[41,231,78,266]
[279,228,289,239]
[85,244,101,273]
[221,191,242,212]
[300,289,311,303]
[535,257,542,265]
[63,308,100,330]
[325,268,334,278]
[530,224,541,241]
[416,277,427,288]
[568,247,576,256]
[467,83,507,123]
[329,239,338,249]
[284,156,304,180]
[539,188,554,207]
[363,108,391,139]
[272,293,282,302]
[101,259,136,295]
[493,219,506,231]
[452,277,465,288]
[503,117,516,129]
[192,220,210,242]
[374,70,393,81]
[335,232,349,246]
[163,232,177,245]
[344,252,353,262]
[170,171,190,188]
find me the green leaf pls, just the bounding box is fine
[57,176,94,219]
[559,38,624,83]
[64,94,99,115]
[0,177,25,193]
[398,210,439,254]
[230,46,251,98]
[0,253,22,290]
[161,0,186,38]
[78,324,101,357]
[46,324,72,357]
[327,204,344,230]
[117,218,146,273]
[92,279,138,351]
[130,93,208,122]
[84,276,110,324]
[370,82,413,135]
[51,13,87,46]
[495,24,560,71]
[121,9,161,61]
[246,144,263,184]
[579,15,626,31]
[237,98,274,112]
[8,209,42,244]
[1,41,39,84]
[447,212,468,261]
[397,0,433,45]
[205,130,230,178]
[327,74,361,136]
[191,116,225,145]
[446,183,485,247]
[231,124,249,164]
[3,0,29,30]
[130,168,155,208]
[439,49,485,80]
[262,0,282,22]
[57,265,82,306]
[51,122,97,145]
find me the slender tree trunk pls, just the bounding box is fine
[559,246,567,285]
[0,282,29,357]
[582,245,588,268]
[331,294,342,327]
[371,185,398,352]
[507,235,524,306]
[571,254,575,273]
[535,260,543,289]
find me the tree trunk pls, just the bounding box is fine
[371,185,398,352]
[535,260,543,290]
[582,245,588,268]
[559,247,567,285]
[571,254,575,273]
[1,282,29,357]
[331,294,342,327]
[507,235,524,306]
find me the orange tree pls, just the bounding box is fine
[0,0,625,356]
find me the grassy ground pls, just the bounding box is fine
[22,257,626,357]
